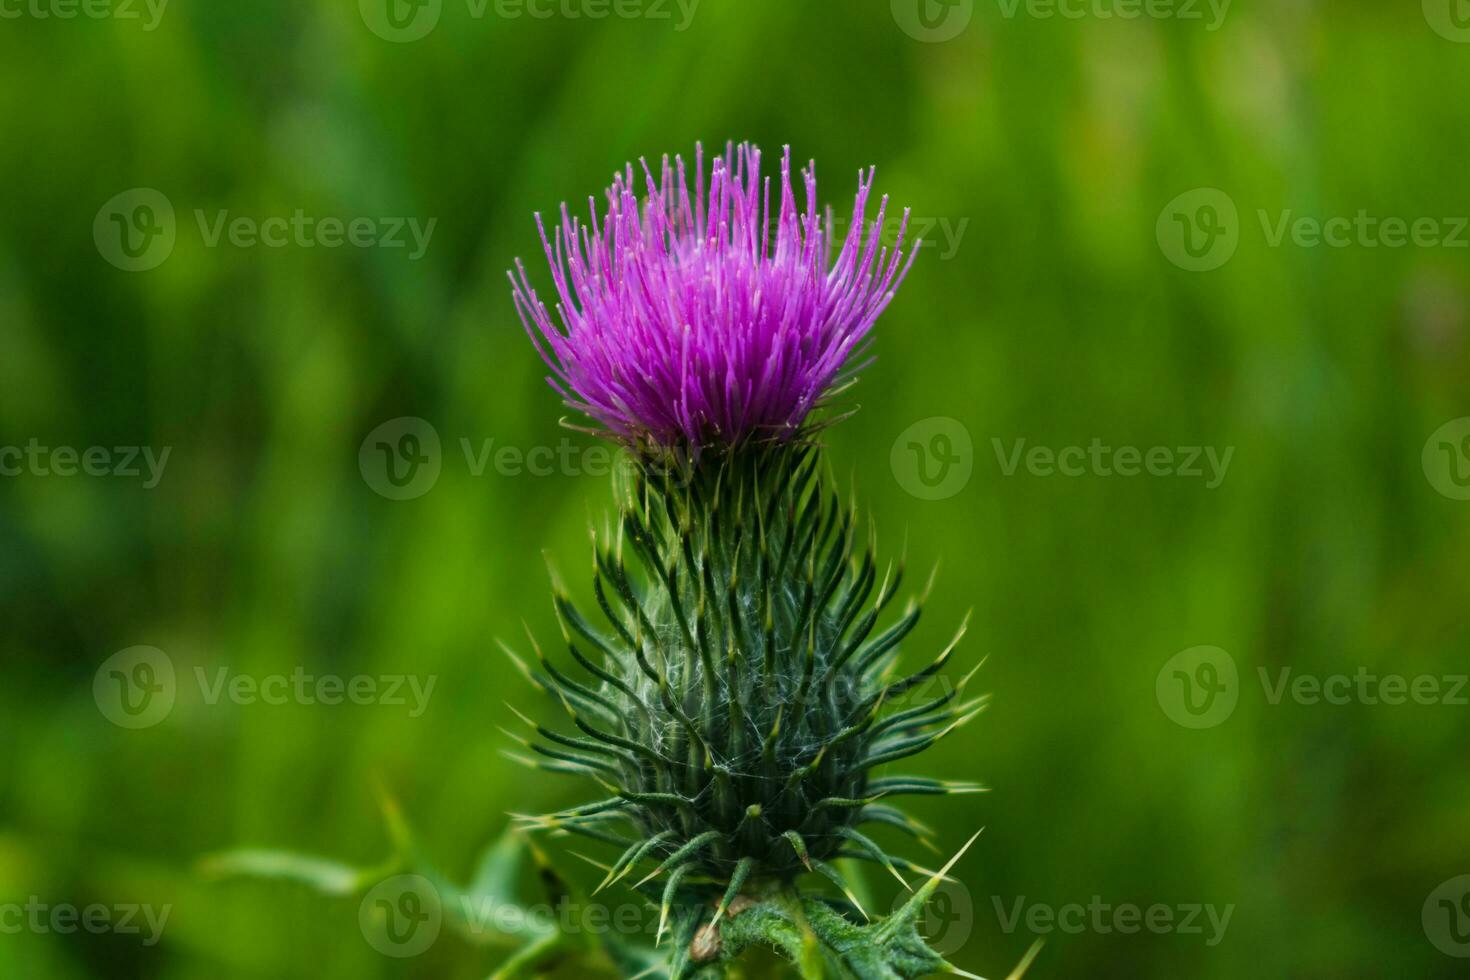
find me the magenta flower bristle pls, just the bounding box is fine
[509,142,918,450]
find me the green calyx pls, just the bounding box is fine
[509,441,987,925]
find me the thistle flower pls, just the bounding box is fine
[506,144,987,978]
[212,145,1000,980]
[510,143,919,450]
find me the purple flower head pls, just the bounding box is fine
[510,143,919,451]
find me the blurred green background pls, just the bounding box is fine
[3,1,1469,977]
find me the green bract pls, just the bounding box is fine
[508,444,988,963]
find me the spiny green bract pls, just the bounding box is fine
[506,443,985,921]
